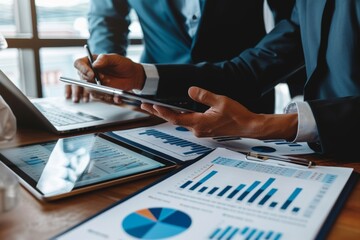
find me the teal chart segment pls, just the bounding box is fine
[122,207,191,239]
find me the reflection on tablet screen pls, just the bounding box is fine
[0,134,176,200]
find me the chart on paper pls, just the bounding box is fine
[55,148,353,240]
[122,207,192,239]
[109,122,314,162]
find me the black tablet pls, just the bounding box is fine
[0,133,176,201]
[60,76,195,113]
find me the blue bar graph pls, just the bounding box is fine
[241,227,249,235]
[208,187,219,195]
[269,202,278,208]
[255,231,264,240]
[322,174,337,184]
[209,228,221,239]
[292,207,300,213]
[246,229,257,240]
[217,185,232,197]
[218,226,231,240]
[259,188,278,206]
[24,156,45,165]
[180,180,193,189]
[265,231,274,239]
[274,233,283,240]
[248,178,275,203]
[281,188,302,210]
[237,181,261,201]
[227,184,246,199]
[228,228,239,239]
[139,129,212,155]
[189,171,217,191]
[179,172,303,213]
[209,225,282,240]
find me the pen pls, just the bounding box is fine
[84,44,101,85]
[245,152,316,168]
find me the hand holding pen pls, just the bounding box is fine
[84,44,102,85]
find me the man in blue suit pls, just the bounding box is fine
[74,0,360,157]
[69,0,299,113]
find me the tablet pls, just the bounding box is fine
[0,133,177,201]
[60,76,195,113]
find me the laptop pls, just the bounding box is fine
[0,70,150,134]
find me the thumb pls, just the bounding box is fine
[93,54,108,68]
[188,86,219,107]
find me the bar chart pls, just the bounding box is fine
[109,123,315,162]
[209,224,283,240]
[53,148,354,240]
[179,170,302,213]
[138,129,212,156]
[108,127,214,161]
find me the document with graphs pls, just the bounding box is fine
[53,148,356,240]
[105,122,315,162]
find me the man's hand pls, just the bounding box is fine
[69,54,146,103]
[65,84,90,103]
[140,86,259,138]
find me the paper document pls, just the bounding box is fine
[108,122,314,162]
[54,148,354,240]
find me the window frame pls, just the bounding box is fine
[4,0,141,98]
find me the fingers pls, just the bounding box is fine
[74,57,94,80]
[92,54,118,70]
[65,84,72,99]
[188,86,220,107]
[65,84,88,103]
[73,85,83,103]
[152,105,185,125]
[113,95,123,105]
[82,88,90,102]
[92,54,107,67]
[141,104,197,126]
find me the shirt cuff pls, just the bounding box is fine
[132,64,159,95]
[284,101,319,143]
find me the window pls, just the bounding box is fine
[0,0,143,98]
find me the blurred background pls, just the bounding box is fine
[0,0,143,98]
[0,0,290,113]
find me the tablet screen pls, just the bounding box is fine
[0,134,176,201]
[59,76,195,113]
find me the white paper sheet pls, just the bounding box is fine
[54,148,353,240]
[109,122,314,162]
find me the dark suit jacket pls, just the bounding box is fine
[155,0,360,157]
[88,0,296,113]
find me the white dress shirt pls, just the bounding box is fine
[173,0,202,38]
[0,95,16,141]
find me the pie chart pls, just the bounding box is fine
[251,146,276,153]
[122,207,191,239]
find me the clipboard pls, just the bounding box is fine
[51,148,358,239]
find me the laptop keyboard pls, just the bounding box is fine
[34,102,102,126]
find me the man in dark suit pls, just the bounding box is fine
[74,0,360,157]
[69,0,299,113]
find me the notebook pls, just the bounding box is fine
[0,70,150,134]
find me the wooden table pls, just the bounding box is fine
[0,118,359,240]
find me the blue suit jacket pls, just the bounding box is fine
[155,0,360,157]
[88,0,296,113]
